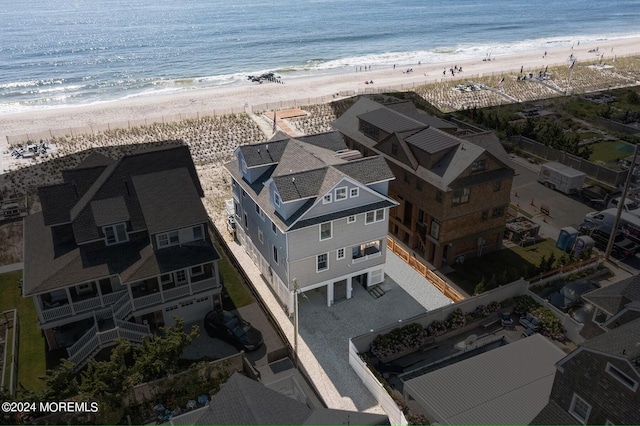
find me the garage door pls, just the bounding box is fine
[163,296,213,327]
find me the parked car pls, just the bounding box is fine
[203,310,263,351]
[548,280,599,311]
[578,223,639,258]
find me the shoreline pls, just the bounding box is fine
[2,36,640,144]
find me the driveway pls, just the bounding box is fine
[182,303,287,367]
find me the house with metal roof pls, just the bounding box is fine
[224,131,397,312]
[23,145,222,370]
[402,333,565,425]
[531,317,640,425]
[333,97,514,268]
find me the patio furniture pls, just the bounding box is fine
[519,312,540,330]
[522,327,535,337]
[501,312,515,328]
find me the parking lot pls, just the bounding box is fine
[509,156,640,274]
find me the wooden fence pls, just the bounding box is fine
[386,238,464,302]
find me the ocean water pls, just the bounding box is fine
[1,0,639,114]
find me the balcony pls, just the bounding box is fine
[352,241,382,264]
[40,290,129,323]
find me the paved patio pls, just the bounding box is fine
[219,226,453,415]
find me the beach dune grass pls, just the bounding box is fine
[0,271,47,393]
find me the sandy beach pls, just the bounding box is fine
[2,36,640,143]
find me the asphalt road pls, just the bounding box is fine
[509,156,640,274]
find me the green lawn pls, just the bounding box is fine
[211,238,254,309]
[446,238,567,295]
[589,140,634,164]
[0,271,46,393]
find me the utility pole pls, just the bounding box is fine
[293,278,299,367]
[605,144,639,261]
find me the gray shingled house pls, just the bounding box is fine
[333,97,514,268]
[23,145,222,369]
[225,131,397,312]
[531,317,640,425]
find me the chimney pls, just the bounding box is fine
[266,144,269,151]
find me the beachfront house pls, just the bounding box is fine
[531,317,640,425]
[333,97,514,268]
[225,131,397,313]
[22,146,222,369]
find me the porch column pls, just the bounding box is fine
[96,281,104,308]
[65,287,76,315]
[433,245,444,269]
[347,276,353,300]
[327,283,333,307]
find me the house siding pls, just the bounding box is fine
[287,212,388,262]
[303,180,385,220]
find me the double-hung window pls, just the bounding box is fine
[157,230,179,248]
[317,253,328,272]
[365,209,385,224]
[335,187,347,201]
[452,188,470,205]
[320,222,332,240]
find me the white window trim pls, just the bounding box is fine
[365,208,385,225]
[192,225,204,240]
[271,221,277,235]
[335,186,347,201]
[258,229,264,244]
[272,246,279,264]
[337,248,345,260]
[316,253,329,272]
[274,191,281,207]
[157,230,180,248]
[320,221,332,241]
[160,274,173,284]
[569,393,592,424]
[350,188,359,198]
[323,193,332,204]
[606,362,639,391]
[191,265,204,277]
[241,159,248,173]
[103,223,128,245]
[175,269,187,284]
[347,215,356,224]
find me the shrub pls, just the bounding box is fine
[532,307,566,341]
[370,323,430,359]
[513,295,540,316]
[426,320,447,337]
[446,308,466,330]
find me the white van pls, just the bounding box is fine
[607,197,640,212]
[583,208,640,244]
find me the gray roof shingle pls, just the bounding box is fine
[582,275,640,315]
[132,168,209,234]
[581,317,640,362]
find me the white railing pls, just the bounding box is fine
[352,251,382,264]
[113,292,133,320]
[102,290,127,306]
[163,285,191,301]
[97,329,119,345]
[132,292,162,310]
[72,296,102,314]
[191,277,218,294]
[67,324,99,366]
[42,304,72,322]
[118,328,149,343]
[115,319,150,334]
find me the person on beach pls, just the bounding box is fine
[520,65,523,73]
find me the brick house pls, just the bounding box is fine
[225,131,397,312]
[333,97,514,268]
[22,146,222,369]
[531,318,640,424]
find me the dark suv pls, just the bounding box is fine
[580,223,639,258]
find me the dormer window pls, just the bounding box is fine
[157,230,179,248]
[335,187,347,201]
[274,192,281,207]
[103,223,128,245]
[323,193,332,204]
[472,159,486,172]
